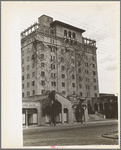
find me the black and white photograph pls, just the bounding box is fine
[1,1,120,149]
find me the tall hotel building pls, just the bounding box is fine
[21,15,99,99]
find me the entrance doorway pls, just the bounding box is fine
[22,108,37,125]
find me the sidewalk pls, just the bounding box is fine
[23,119,118,130]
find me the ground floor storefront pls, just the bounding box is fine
[22,94,89,127]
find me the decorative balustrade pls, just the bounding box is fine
[21,23,55,39]
[82,37,96,47]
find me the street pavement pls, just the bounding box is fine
[23,119,119,146]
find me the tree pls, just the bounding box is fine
[75,99,85,123]
[42,91,61,126]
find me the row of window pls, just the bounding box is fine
[22,90,98,98]
[22,81,35,89]
[21,48,30,56]
[22,54,45,64]
[22,73,34,80]
[22,90,35,97]
[64,30,76,39]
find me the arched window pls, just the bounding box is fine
[64,30,67,37]
[68,31,71,38]
[72,32,76,39]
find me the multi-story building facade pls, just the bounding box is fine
[21,14,99,99]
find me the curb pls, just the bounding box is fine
[23,120,118,130]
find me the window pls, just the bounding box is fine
[41,71,45,77]
[73,91,75,95]
[94,86,97,90]
[71,59,74,63]
[79,76,81,81]
[42,90,45,95]
[27,91,30,97]
[86,85,88,89]
[22,75,24,80]
[22,84,24,89]
[51,64,55,69]
[64,30,67,37]
[32,72,35,77]
[33,90,35,95]
[72,32,76,39]
[53,64,55,69]
[62,91,66,95]
[70,51,74,56]
[27,82,30,88]
[61,57,64,62]
[93,71,96,75]
[61,49,64,54]
[32,63,35,68]
[50,39,54,44]
[27,56,30,62]
[41,80,45,86]
[92,56,95,61]
[41,54,44,59]
[51,81,56,86]
[79,84,82,89]
[22,59,24,64]
[88,85,90,89]
[72,83,75,87]
[22,67,24,72]
[62,82,65,87]
[62,74,65,79]
[54,73,56,79]
[68,31,71,38]
[78,69,81,73]
[61,66,65,71]
[87,63,88,67]
[72,74,75,79]
[27,65,30,70]
[52,47,55,52]
[22,92,24,97]
[51,73,56,79]
[53,56,55,61]
[87,70,89,74]
[93,64,95,68]
[80,92,83,96]
[32,81,35,86]
[93,78,96,82]
[27,74,30,79]
[95,93,97,97]
[51,73,53,79]
[85,55,88,60]
[54,82,56,86]
[41,62,44,68]
[78,61,81,66]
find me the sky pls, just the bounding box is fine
[19,1,120,95]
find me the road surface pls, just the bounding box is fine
[23,121,118,146]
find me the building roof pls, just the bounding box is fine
[51,20,85,33]
[99,93,115,97]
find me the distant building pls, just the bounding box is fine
[89,93,118,119]
[21,15,99,125]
